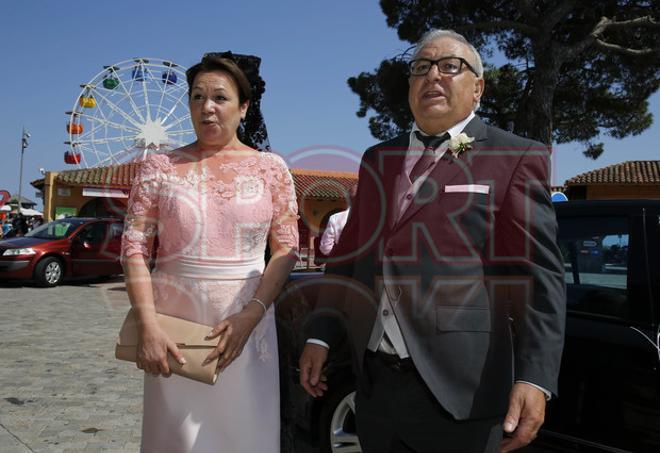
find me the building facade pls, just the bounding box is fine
[31,164,358,267]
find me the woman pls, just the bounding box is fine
[121,53,299,452]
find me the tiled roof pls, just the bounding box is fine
[31,163,359,201]
[291,169,358,200]
[56,163,140,188]
[565,161,660,186]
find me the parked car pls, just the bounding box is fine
[0,217,124,287]
[276,200,660,453]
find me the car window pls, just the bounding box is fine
[558,216,630,319]
[110,223,124,240]
[77,223,107,244]
[26,219,85,239]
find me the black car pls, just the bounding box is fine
[276,200,660,453]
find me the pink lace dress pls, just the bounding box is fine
[121,149,299,453]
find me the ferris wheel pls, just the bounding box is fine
[64,58,195,168]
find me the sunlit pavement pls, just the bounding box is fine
[0,277,142,452]
[2,278,553,453]
[0,278,322,453]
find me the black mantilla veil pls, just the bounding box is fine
[203,51,270,152]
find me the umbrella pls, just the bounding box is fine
[20,208,43,216]
[0,205,10,212]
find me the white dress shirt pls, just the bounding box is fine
[318,209,350,255]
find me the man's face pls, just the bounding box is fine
[408,37,484,134]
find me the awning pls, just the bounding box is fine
[20,208,43,216]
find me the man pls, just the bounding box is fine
[299,29,565,452]
[318,184,358,256]
[11,214,28,237]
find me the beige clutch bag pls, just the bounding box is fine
[115,309,221,385]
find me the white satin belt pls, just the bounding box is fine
[155,256,265,280]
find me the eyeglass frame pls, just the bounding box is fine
[408,56,480,77]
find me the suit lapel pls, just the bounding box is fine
[375,134,409,237]
[392,116,489,232]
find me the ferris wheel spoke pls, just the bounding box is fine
[73,143,101,167]
[137,61,153,121]
[102,147,141,165]
[77,112,141,133]
[156,71,173,118]
[165,128,195,136]
[94,102,142,135]
[167,139,190,148]
[163,114,192,131]
[156,71,187,118]
[96,153,122,167]
[80,135,138,146]
[108,67,146,124]
[75,121,113,143]
[126,67,142,124]
[160,88,190,123]
[86,145,123,167]
[94,90,145,133]
[80,115,136,148]
[90,88,145,129]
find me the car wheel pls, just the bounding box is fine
[34,257,64,287]
[319,386,362,453]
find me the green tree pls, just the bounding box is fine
[349,0,659,158]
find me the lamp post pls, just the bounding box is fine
[17,128,30,214]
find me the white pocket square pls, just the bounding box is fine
[444,184,490,194]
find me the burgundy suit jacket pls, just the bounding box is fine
[310,116,566,420]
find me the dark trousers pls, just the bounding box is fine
[355,352,503,453]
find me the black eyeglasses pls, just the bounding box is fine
[408,57,479,77]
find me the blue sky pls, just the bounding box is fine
[1,0,657,208]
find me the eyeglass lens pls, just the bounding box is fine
[410,57,463,75]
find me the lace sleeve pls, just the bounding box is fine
[267,154,299,252]
[121,154,167,259]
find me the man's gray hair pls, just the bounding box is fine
[412,29,484,78]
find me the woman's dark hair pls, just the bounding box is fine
[186,54,252,104]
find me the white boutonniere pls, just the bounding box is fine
[447,133,475,158]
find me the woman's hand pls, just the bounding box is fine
[204,304,263,371]
[137,324,186,377]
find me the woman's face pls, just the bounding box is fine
[189,70,249,148]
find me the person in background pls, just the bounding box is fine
[318,183,358,256]
[12,214,28,237]
[1,218,13,237]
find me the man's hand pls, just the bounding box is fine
[500,383,546,452]
[299,343,329,397]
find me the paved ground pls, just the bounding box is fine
[0,277,560,453]
[0,278,320,453]
[0,278,142,452]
